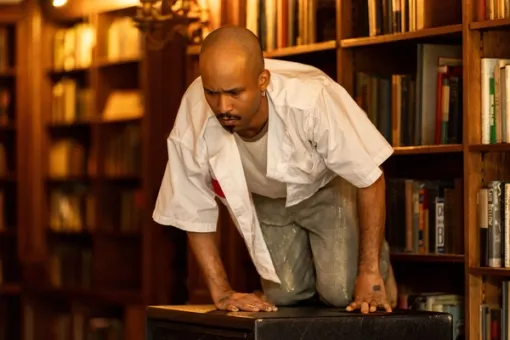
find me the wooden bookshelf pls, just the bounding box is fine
[464,0,510,337]
[469,143,510,152]
[391,253,465,263]
[340,24,463,48]
[178,4,468,337]
[393,144,463,155]
[470,18,510,30]
[469,267,510,278]
[10,1,187,339]
[0,5,25,340]
[182,0,468,338]
[0,283,21,295]
[10,0,510,339]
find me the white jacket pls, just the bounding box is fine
[152,58,394,283]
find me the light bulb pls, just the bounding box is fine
[52,0,67,7]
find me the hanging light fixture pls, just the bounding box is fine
[133,0,210,50]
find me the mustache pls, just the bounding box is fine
[216,113,241,120]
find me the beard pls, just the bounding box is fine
[221,125,235,134]
[216,112,241,134]
[215,99,262,135]
[216,112,241,120]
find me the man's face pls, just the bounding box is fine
[200,56,263,134]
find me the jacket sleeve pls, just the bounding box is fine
[152,135,219,232]
[311,81,394,188]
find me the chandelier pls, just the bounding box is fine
[133,0,210,50]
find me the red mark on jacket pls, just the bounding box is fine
[211,178,225,198]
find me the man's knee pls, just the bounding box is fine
[261,272,316,306]
[264,288,311,306]
[316,240,392,308]
[317,282,353,307]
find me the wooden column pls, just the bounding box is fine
[141,30,189,305]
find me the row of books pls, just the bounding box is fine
[480,280,510,340]
[51,78,143,124]
[48,185,142,234]
[386,178,464,255]
[362,0,461,37]
[47,311,123,340]
[53,16,141,71]
[355,43,463,147]
[399,292,464,340]
[476,0,510,21]
[481,58,510,145]
[47,125,141,179]
[245,0,336,51]
[478,181,510,268]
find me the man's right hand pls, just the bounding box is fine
[214,290,278,312]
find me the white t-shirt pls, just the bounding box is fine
[234,95,287,199]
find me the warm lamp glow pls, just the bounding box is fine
[52,0,67,7]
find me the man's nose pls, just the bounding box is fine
[218,94,231,113]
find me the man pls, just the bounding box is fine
[153,26,398,314]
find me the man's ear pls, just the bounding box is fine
[259,69,271,92]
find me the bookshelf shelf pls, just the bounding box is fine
[26,286,143,305]
[469,267,510,277]
[47,230,93,242]
[95,57,140,68]
[94,231,140,239]
[0,174,15,182]
[263,40,337,58]
[469,143,510,152]
[45,176,92,183]
[186,40,338,57]
[393,144,463,155]
[99,117,142,125]
[0,284,21,295]
[47,121,93,128]
[0,68,15,77]
[0,123,14,130]
[340,24,462,48]
[101,175,140,182]
[46,67,89,77]
[470,18,510,30]
[391,253,465,263]
[0,230,15,237]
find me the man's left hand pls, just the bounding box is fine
[346,271,392,313]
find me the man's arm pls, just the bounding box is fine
[187,231,233,303]
[357,171,386,274]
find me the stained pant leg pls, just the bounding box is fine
[252,193,316,306]
[291,176,391,307]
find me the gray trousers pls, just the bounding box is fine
[252,176,390,307]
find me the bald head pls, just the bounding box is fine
[199,26,265,79]
[197,26,270,137]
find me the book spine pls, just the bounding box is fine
[489,181,502,267]
[505,182,510,267]
[479,188,489,267]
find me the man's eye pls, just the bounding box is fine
[230,91,240,96]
